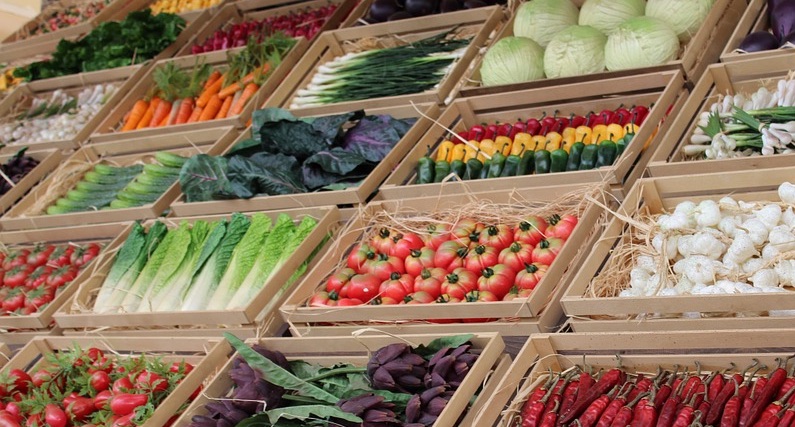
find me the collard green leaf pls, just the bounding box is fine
[264,405,362,424]
[224,137,262,157]
[342,115,415,162]
[178,154,232,203]
[223,333,341,404]
[225,156,306,198]
[414,334,475,359]
[255,109,361,161]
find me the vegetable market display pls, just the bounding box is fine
[0,242,100,317]
[178,107,418,202]
[149,0,222,15]
[8,0,111,40]
[414,105,648,183]
[365,0,501,23]
[119,35,295,132]
[13,10,186,81]
[0,84,117,147]
[0,149,41,197]
[733,0,795,54]
[189,3,340,54]
[90,212,320,313]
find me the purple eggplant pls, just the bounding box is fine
[739,31,780,52]
[771,1,795,42]
[369,0,400,22]
[782,30,795,45]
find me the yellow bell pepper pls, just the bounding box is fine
[494,136,512,156]
[435,140,455,162]
[624,123,640,135]
[574,126,592,145]
[606,123,625,142]
[561,127,576,152]
[450,143,467,162]
[531,135,547,151]
[511,132,533,156]
[643,126,659,151]
[544,132,563,151]
[591,124,609,144]
[464,143,480,162]
[479,138,497,157]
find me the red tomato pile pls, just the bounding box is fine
[0,347,198,427]
[309,213,578,307]
[0,243,100,316]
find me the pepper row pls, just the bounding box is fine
[520,356,795,427]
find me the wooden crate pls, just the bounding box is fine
[0,148,63,218]
[379,70,686,202]
[175,0,360,57]
[90,39,309,142]
[473,329,795,427]
[720,0,792,63]
[647,55,795,178]
[168,102,438,217]
[279,183,609,332]
[0,126,238,231]
[267,6,504,116]
[173,332,510,427]
[53,206,340,329]
[0,220,132,330]
[0,0,135,52]
[3,336,224,427]
[0,327,62,347]
[458,0,745,98]
[560,167,795,332]
[0,64,147,154]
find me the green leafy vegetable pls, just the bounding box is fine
[178,154,233,203]
[264,405,362,424]
[414,334,475,359]
[119,222,179,312]
[135,221,195,311]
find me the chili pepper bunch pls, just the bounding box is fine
[415,105,651,184]
[308,213,577,314]
[520,356,795,427]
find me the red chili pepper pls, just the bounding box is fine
[579,386,619,427]
[579,368,597,400]
[523,375,559,427]
[709,366,734,402]
[697,400,711,422]
[743,357,795,427]
[708,361,762,426]
[671,407,697,427]
[757,406,787,427]
[526,372,557,406]
[540,400,560,427]
[752,383,795,427]
[657,384,685,427]
[629,369,660,402]
[739,365,771,425]
[561,379,581,417]
[597,384,633,427]
[778,407,795,427]
[692,384,707,409]
[655,366,681,408]
[546,372,573,415]
[722,380,744,427]
[776,365,795,401]
[469,124,485,142]
[681,364,704,401]
[609,392,649,427]
[631,391,658,427]
[561,368,627,424]
[509,120,527,139]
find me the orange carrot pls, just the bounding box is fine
[214,95,233,120]
[175,97,194,124]
[203,70,222,89]
[231,82,259,116]
[187,106,203,123]
[158,111,170,127]
[218,63,272,100]
[218,82,242,100]
[196,75,224,108]
[122,99,149,131]
[166,99,181,126]
[199,95,222,121]
[136,97,160,130]
[149,99,172,127]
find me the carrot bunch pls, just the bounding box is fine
[120,34,295,132]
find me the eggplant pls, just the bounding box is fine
[369,0,401,22]
[771,1,795,42]
[739,31,780,52]
[387,10,414,20]
[440,0,461,12]
[405,0,437,16]
[463,0,487,8]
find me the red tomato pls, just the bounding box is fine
[404,248,435,277]
[515,262,548,290]
[109,393,148,416]
[422,223,451,250]
[45,265,78,289]
[24,287,52,312]
[2,292,25,313]
[433,240,468,271]
[309,291,337,307]
[112,377,134,393]
[513,216,548,246]
[64,397,95,421]
[1,250,29,270]
[404,291,435,304]
[388,232,424,259]
[44,404,67,427]
[366,254,405,281]
[169,361,194,375]
[93,390,112,411]
[346,244,377,273]
[477,264,516,299]
[371,296,400,305]
[46,246,74,268]
[531,238,564,265]
[451,219,485,246]
[111,414,134,427]
[478,224,513,251]
[435,294,462,304]
[24,265,52,290]
[336,298,364,306]
[370,228,395,254]
[88,356,113,374]
[27,245,55,268]
[90,371,110,392]
[498,242,534,272]
[0,411,20,427]
[547,214,578,240]
[413,273,442,299]
[346,274,380,303]
[4,265,33,288]
[440,268,478,300]
[324,268,355,297]
[25,413,41,427]
[70,243,100,268]
[502,287,534,301]
[85,347,104,362]
[7,370,30,395]
[4,403,19,421]
[135,371,168,393]
[30,369,54,388]
[465,289,499,302]
[378,273,412,301]
[463,245,499,274]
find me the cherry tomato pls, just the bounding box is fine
[388,232,424,259]
[64,397,94,421]
[111,414,134,427]
[135,371,168,393]
[2,292,25,313]
[422,223,451,250]
[112,376,134,393]
[109,393,148,416]
[404,248,436,277]
[531,238,564,265]
[46,246,74,268]
[463,245,499,274]
[24,287,52,312]
[0,410,20,427]
[3,265,33,288]
[27,245,55,268]
[45,265,78,289]
[433,240,468,271]
[4,403,19,421]
[169,361,194,375]
[477,264,516,299]
[70,243,100,268]
[515,262,548,290]
[85,347,103,362]
[513,216,548,246]
[30,369,54,388]
[498,242,534,272]
[6,370,30,395]
[478,224,513,251]
[1,250,29,270]
[25,413,41,427]
[44,404,67,427]
[90,371,110,392]
[346,274,380,303]
[24,266,52,290]
[440,268,478,300]
[93,390,112,411]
